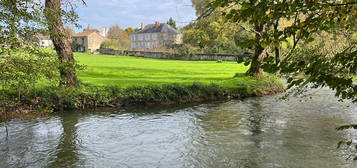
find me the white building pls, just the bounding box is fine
[130,22,182,51]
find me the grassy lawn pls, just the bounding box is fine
[75,52,250,87]
[1,51,284,115]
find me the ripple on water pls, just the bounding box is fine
[0,88,356,168]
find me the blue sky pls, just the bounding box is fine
[76,0,196,31]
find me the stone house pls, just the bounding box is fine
[36,33,54,48]
[130,22,182,51]
[72,29,107,52]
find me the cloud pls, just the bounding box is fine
[76,0,196,30]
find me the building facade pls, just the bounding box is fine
[72,29,107,53]
[36,34,54,48]
[130,22,181,51]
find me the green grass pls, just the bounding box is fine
[75,52,249,87]
[0,52,285,116]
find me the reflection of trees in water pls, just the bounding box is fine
[194,100,267,168]
[47,112,80,168]
[242,100,265,168]
[247,100,264,138]
[198,107,242,132]
[1,122,36,167]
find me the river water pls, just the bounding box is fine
[1,89,356,168]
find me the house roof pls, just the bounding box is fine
[134,23,179,34]
[73,29,99,37]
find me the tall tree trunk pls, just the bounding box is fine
[246,24,265,76]
[274,20,280,65]
[275,46,280,65]
[45,0,78,87]
[246,45,265,76]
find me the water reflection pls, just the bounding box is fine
[0,89,356,168]
[245,100,264,168]
[47,112,80,168]
[0,118,62,167]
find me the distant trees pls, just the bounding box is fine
[179,1,249,54]
[107,25,123,39]
[124,27,138,35]
[167,17,177,29]
[101,25,134,50]
[182,13,249,54]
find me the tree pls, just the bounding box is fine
[124,27,138,35]
[209,0,356,76]
[182,13,248,54]
[0,0,59,112]
[44,0,81,87]
[192,0,211,16]
[167,17,177,29]
[107,25,123,39]
[210,0,357,159]
[0,0,57,88]
[102,25,131,50]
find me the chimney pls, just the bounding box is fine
[155,21,160,27]
[141,23,146,30]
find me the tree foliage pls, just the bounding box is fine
[102,25,131,50]
[167,17,177,29]
[209,0,357,159]
[0,1,57,87]
[192,0,211,16]
[0,0,59,110]
[0,0,86,112]
[209,0,356,83]
[182,12,251,54]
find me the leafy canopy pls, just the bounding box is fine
[209,0,357,100]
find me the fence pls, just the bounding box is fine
[98,48,249,61]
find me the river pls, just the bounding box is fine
[1,88,356,168]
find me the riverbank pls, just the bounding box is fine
[0,75,284,119]
[0,53,284,119]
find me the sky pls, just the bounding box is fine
[75,0,197,31]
